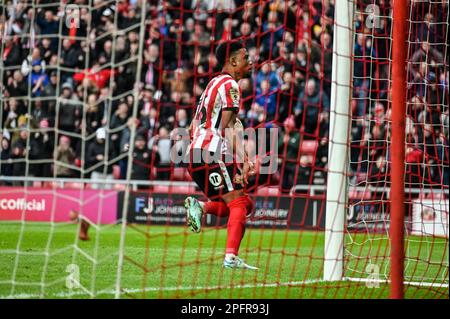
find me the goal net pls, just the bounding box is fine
[0,0,448,299]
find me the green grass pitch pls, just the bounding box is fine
[0,222,448,299]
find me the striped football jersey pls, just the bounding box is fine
[189,73,241,155]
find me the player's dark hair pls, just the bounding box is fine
[215,41,245,67]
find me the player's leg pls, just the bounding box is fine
[185,158,231,232]
[221,189,257,270]
[184,197,230,232]
[69,210,91,241]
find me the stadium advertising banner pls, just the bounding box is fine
[347,200,390,233]
[118,191,324,230]
[411,198,449,238]
[0,187,117,224]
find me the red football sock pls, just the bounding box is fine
[203,201,230,217]
[225,195,254,255]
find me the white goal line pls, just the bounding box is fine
[343,277,449,289]
[2,277,447,299]
[1,279,323,299]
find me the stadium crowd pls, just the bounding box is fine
[0,0,448,193]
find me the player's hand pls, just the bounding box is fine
[233,174,243,185]
[242,161,252,185]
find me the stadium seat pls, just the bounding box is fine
[43,181,62,188]
[114,183,126,191]
[65,182,84,189]
[349,189,372,200]
[153,185,169,193]
[173,167,187,181]
[170,185,197,194]
[256,186,281,197]
[301,140,318,156]
[33,181,42,188]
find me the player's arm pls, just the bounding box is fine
[222,110,252,185]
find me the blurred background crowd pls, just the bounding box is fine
[0,0,448,193]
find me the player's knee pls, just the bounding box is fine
[243,195,254,217]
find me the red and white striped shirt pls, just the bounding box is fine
[189,73,241,155]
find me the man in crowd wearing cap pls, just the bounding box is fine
[58,82,82,134]
[86,127,116,190]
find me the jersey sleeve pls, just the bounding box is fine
[221,80,240,112]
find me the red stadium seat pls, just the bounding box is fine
[173,167,187,181]
[349,189,372,200]
[33,181,42,188]
[43,181,62,188]
[65,182,84,189]
[301,140,318,156]
[153,185,169,193]
[256,186,281,197]
[114,183,126,191]
[170,185,197,194]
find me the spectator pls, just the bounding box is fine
[175,109,189,129]
[278,115,300,192]
[40,71,58,118]
[118,117,139,179]
[405,135,424,188]
[278,71,301,123]
[54,136,77,178]
[110,101,130,155]
[36,9,59,37]
[315,137,329,172]
[29,119,54,177]
[255,61,281,90]
[73,62,114,91]
[10,128,28,185]
[353,32,377,116]
[87,128,116,189]
[131,134,160,189]
[294,78,330,138]
[21,48,46,77]
[148,126,172,180]
[29,60,49,97]
[1,136,13,184]
[60,39,83,83]
[140,107,159,141]
[143,44,161,90]
[6,70,28,98]
[2,36,22,67]
[293,45,314,84]
[58,82,82,134]
[254,79,277,121]
[85,94,103,136]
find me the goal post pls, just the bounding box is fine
[324,0,354,282]
[390,0,408,299]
